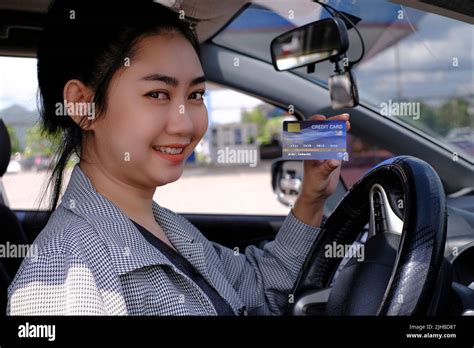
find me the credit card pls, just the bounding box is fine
[282,120,348,161]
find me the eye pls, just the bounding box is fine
[189,90,206,101]
[145,91,169,100]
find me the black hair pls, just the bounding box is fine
[37,0,200,211]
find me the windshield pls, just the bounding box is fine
[213,0,474,162]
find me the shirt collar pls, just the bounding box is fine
[60,164,195,274]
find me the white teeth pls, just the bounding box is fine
[154,146,183,154]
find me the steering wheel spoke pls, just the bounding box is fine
[368,183,404,239]
[292,287,332,316]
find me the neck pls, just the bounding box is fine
[79,160,156,224]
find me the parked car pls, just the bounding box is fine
[20,155,52,172]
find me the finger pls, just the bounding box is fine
[310,159,341,178]
[327,113,349,121]
[326,159,341,171]
[307,114,327,121]
[304,159,324,168]
[327,113,351,131]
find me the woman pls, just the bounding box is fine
[7,0,350,315]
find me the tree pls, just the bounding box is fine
[241,106,288,145]
[438,98,472,135]
[242,107,268,144]
[6,124,22,154]
[402,98,472,138]
[25,124,61,156]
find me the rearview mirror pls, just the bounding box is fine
[271,17,349,71]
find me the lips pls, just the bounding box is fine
[152,143,190,163]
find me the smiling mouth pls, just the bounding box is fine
[153,146,185,154]
[152,142,190,153]
[152,143,190,163]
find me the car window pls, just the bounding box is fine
[0,56,54,210]
[341,133,394,189]
[0,60,295,215]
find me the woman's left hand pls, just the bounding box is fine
[292,113,351,227]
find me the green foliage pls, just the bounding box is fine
[403,98,472,137]
[438,98,472,134]
[242,107,267,144]
[25,124,61,156]
[242,106,286,145]
[6,124,22,154]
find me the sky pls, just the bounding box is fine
[356,12,474,107]
[0,57,38,112]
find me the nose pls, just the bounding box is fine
[165,101,194,136]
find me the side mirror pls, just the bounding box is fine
[270,17,349,71]
[271,159,304,207]
[271,158,349,214]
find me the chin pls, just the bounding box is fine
[152,166,184,186]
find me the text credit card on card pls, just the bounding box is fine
[282,120,348,161]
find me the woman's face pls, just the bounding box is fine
[86,32,208,190]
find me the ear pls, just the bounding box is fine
[63,79,96,130]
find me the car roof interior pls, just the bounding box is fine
[1,0,472,57]
[0,0,472,194]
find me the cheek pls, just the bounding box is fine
[193,108,208,140]
[95,98,159,159]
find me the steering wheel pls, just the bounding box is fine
[288,156,448,316]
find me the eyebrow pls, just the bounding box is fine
[140,74,206,87]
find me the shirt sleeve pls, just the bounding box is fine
[7,252,108,315]
[210,209,321,315]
